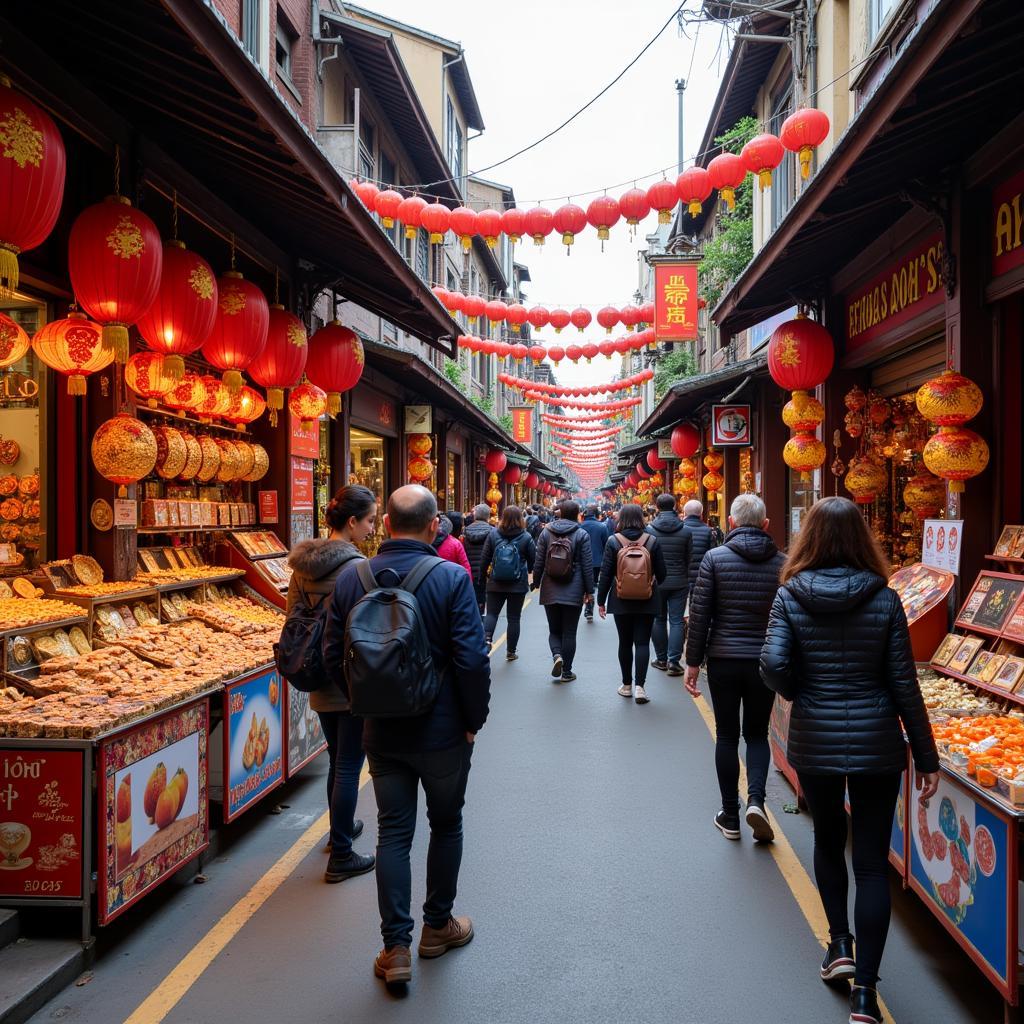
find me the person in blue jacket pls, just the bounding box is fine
[579,504,609,622]
[323,485,491,987]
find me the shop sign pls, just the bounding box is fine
[711,404,751,446]
[224,667,283,822]
[845,232,945,352]
[0,747,85,900]
[289,411,319,459]
[657,439,675,460]
[510,405,534,444]
[0,371,39,405]
[285,683,326,779]
[404,404,432,434]
[113,499,137,528]
[258,490,279,524]
[290,457,314,509]
[352,387,396,433]
[922,518,963,575]
[653,262,699,342]
[99,701,209,924]
[992,169,1024,279]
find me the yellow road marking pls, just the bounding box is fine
[688,687,896,1022]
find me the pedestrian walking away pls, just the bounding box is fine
[324,484,491,987]
[647,493,692,675]
[462,503,495,614]
[433,512,472,575]
[680,499,718,601]
[283,484,376,884]
[579,503,609,622]
[479,504,536,660]
[684,493,785,845]
[532,499,594,683]
[760,496,939,1024]
[597,503,667,705]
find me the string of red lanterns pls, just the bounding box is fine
[444,293,654,334]
[499,369,652,397]
[458,329,657,362]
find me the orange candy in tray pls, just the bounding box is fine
[932,714,1024,793]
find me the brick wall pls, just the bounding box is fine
[273,0,315,128]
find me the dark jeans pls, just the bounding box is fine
[652,588,686,664]
[473,582,486,616]
[585,568,601,619]
[483,591,526,652]
[706,657,775,814]
[316,710,366,858]
[544,603,583,671]
[613,612,654,686]
[798,772,902,987]
[367,742,474,949]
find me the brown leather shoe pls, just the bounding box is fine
[374,946,412,984]
[418,915,474,959]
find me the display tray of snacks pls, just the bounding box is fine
[89,597,161,644]
[134,567,246,586]
[53,582,157,600]
[159,587,205,622]
[930,712,1024,811]
[6,622,92,675]
[231,531,287,560]
[113,620,275,679]
[184,595,283,636]
[0,596,89,635]
[917,666,1013,716]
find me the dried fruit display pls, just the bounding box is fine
[0,597,86,631]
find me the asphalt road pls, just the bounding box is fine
[25,598,1003,1024]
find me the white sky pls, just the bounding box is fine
[377,0,729,390]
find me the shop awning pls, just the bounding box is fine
[0,0,461,354]
[712,0,1020,335]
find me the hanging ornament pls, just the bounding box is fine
[915,370,984,425]
[463,294,486,323]
[767,314,834,392]
[397,194,426,239]
[671,422,700,459]
[408,455,434,483]
[288,381,328,429]
[553,203,587,251]
[524,471,540,489]
[248,305,308,426]
[676,166,713,216]
[844,455,887,504]
[32,310,113,395]
[305,320,364,416]
[570,307,592,333]
[374,188,403,228]
[152,425,188,480]
[527,305,550,331]
[449,206,478,250]
[214,438,242,483]
[549,309,571,333]
[741,134,785,191]
[506,304,528,334]
[646,179,678,223]
[233,440,256,480]
[844,410,865,438]
[91,412,158,497]
[484,449,508,474]
[525,206,554,246]
[195,435,221,483]
[782,391,825,432]
[501,207,526,244]
[784,432,826,482]
[178,431,203,481]
[163,372,208,415]
[421,202,450,244]
[780,108,830,180]
[903,469,946,519]
[201,270,269,393]
[504,465,522,484]
[242,443,270,482]
[844,385,868,412]
[124,350,177,408]
[485,299,508,327]
[922,427,989,494]
[586,195,620,249]
[223,386,266,428]
[350,179,379,208]
[597,306,619,334]
[408,433,432,457]
[195,374,233,422]
[707,152,746,211]
[68,196,162,362]
[476,209,503,248]
[0,312,30,369]
[618,187,651,229]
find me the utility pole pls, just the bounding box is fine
[675,78,686,173]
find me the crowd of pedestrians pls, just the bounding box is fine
[277,481,940,1024]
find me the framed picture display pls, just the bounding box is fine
[948,636,984,675]
[931,633,965,667]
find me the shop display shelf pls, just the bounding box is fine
[928,663,1024,707]
[0,613,89,641]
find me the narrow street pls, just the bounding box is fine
[25,601,999,1024]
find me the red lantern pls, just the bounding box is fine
[619,187,650,226]
[566,344,583,364]
[224,385,266,427]
[288,381,328,429]
[450,206,478,250]
[581,342,599,364]
[527,306,549,330]
[570,307,592,333]
[196,374,233,421]
[374,189,403,228]
[421,202,451,244]
[408,433,432,457]
[767,314,834,392]
[431,285,451,311]
[501,207,526,244]
[163,372,207,414]
[620,305,641,332]
[397,194,426,239]
[506,304,528,333]
[780,108,830,179]
[783,432,826,482]
[32,311,113,395]
[529,345,546,363]
[350,179,378,208]
[598,339,616,360]
[136,240,218,380]
[707,152,747,211]
[741,134,785,191]
[484,449,507,473]
[503,465,522,484]
[676,167,713,216]
[586,195,620,247]
[485,299,508,325]
[647,179,678,223]
[547,345,565,364]
[248,305,308,425]
[646,449,666,472]
[68,196,162,363]
[553,203,587,250]
[125,350,176,407]
[635,461,651,480]
[671,422,700,459]
[0,312,30,369]
[463,294,486,323]
[524,471,540,489]
[525,206,554,246]
[201,270,270,393]
[306,321,365,416]
[596,306,619,334]
[407,455,434,483]
[511,343,529,363]
[549,308,571,333]
[476,209,503,248]
[0,79,66,296]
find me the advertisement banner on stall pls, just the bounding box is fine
[711,405,751,446]
[291,458,314,509]
[653,262,699,342]
[224,668,283,822]
[922,519,964,575]
[657,440,675,460]
[289,411,319,459]
[286,684,327,778]
[992,169,1024,279]
[99,701,209,924]
[0,747,85,900]
[511,406,533,445]
[258,490,279,524]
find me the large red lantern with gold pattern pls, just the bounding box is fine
[32,311,113,395]
[195,374,233,421]
[223,386,266,428]
[305,321,364,417]
[783,432,826,481]
[923,427,989,494]
[780,108,830,180]
[0,312,30,369]
[201,270,269,393]
[741,134,785,191]
[844,456,887,504]
[782,391,825,432]
[247,305,307,425]
[915,370,983,426]
[68,196,162,363]
[136,240,218,380]
[163,371,207,414]
[288,381,327,430]
[768,314,834,392]
[408,433,432,457]
[903,470,946,519]
[0,78,66,296]
[407,455,434,483]
[124,350,176,407]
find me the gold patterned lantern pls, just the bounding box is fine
[407,455,433,483]
[215,438,242,482]
[196,374,233,422]
[91,412,158,497]
[782,391,825,432]
[408,433,432,457]
[233,440,256,480]
[242,443,270,482]
[844,456,887,504]
[915,370,984,426]
[903,469,946,519]
[922,426,990,494]
[844,385,867,412]
[288,381,327,430]
[179,431,203,481]
[125,350,177,408]
[0,312,30,369]
[163,371,207,415]
[844,410,864,438]
[195,435,221,482]
[486,472,503,505]
[703,449,724,473]
[153,424,188,479]
[702,470,724,499]
[783,432,826,481]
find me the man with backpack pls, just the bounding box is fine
[532,500,594,683]
[647,494,693,677]
[323,485,491,987]
[462,503,495,614]
[579,504,609,623]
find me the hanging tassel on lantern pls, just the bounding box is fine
[222,368,243,394]
[265,387,284,427]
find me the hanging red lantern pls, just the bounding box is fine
[0,312,30,369]
[195,374,233,421]
[586,195,620,247]
[431,285,452,313]
[506,304,528,333]
[495,341,513,359]
[915,370,984,426]
[68,196,162,363]
[288,381,328,429]
[525,206,554,246]
[702,470,725,497]
[565,344,583,364]
[549,308,571,333]
[676,167,713,216]
[553,203,587,251]
[581,342,599,364]
[478,338,498,356]
[163,371,207,415]
[529,345,547,364]
[767,314,834,391]
[504,465,522,484]
[511,343,529,364]
[306,320,365,416]
[484,449,508,473]
[449,206,478,251]
[707,152,747,211]
[635,461,651,480]
[136,240,218,380]
[671,422,700,459]
[598,339,616,360]
[570,307,592,332]
[922,427,989,494]
[421,202,451,244]
[619,187,650,227]
[223,385,266,428]
[596,306,619,334]
[397,194,426,239]
[32,310,113,395]
[374,188,403,228]
[248,305,308,426]
[201,270,270,392]
[125,350,177,408]
[408,433,432,457]
[646,449,666,472]
[91,412,158,497]
[524,471,540,489]
[485,299,508,326]
[350,179,379,208]
[620,305,641,332]
[780,108,830,180]
[741,134,785,191]
[527,305,550,331]
[547,345,565,365]
[476,209,503,248]
[407,455,434,483]
[463,294,486,323]
[647,179,678,223]
[502,207,526,244]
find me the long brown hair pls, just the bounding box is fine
[781,496,890,583]
[499,504,524,533]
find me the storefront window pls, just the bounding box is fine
[315,418,331,537]
[787,468,820,544]
[349,427,385,556]
[446,451,459,511]
[0,294,48,565]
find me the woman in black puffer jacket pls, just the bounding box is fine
[760,497,939,1024]
[480,505,536,661]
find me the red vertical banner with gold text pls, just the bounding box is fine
[510,405,533,445]
[653,262,699,342]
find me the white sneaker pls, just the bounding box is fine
[634,686,649,704]
[617,683,633,698]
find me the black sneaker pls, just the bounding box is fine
[849,986,882,1024]
[507,651,518,661]
[745,801,775,843]
[714,810,741,840]
[667,662,684,677]
[650,659,668,671]
[352,818,364,840]
[551,655,563,678]
[325,851,375,883]
[560,671,577,682]
[821,934,856,982]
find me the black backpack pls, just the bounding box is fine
[275,555,361,692]
[344,556,446,718]
[544,528,575,582]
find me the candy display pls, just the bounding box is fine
[0,596,86,631]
